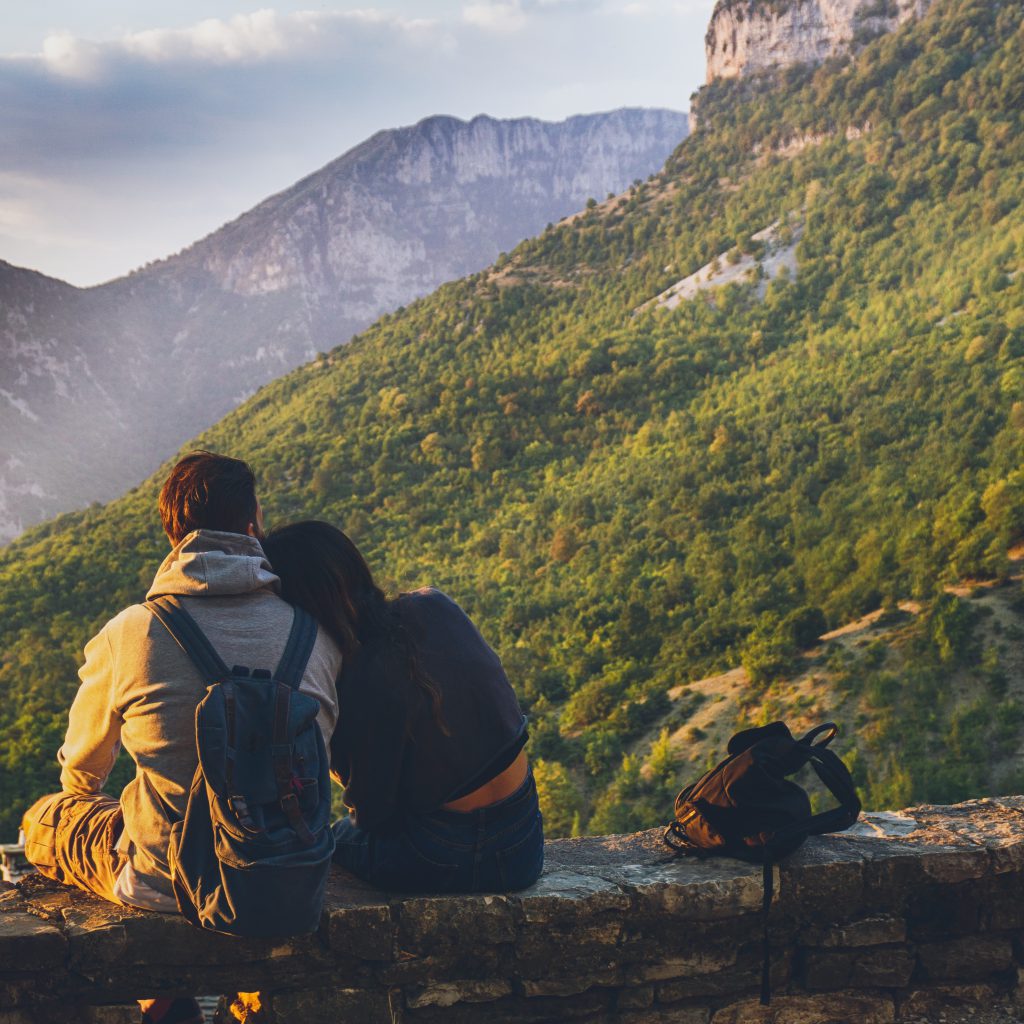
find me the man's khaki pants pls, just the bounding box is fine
[22,792,126,905]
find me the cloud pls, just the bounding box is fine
[462,2,528,32]
[30,9,446,80]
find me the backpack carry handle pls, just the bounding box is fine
[799,722,838,748]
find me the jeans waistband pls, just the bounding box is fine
[429,768,537,824]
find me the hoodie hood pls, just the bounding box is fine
[146,530,280,600]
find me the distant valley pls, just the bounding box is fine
[0,108,687,543]
[1,0,1021,837]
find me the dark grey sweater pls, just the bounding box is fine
[330,588,527,833]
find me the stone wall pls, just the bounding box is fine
[4,798,1024,1023]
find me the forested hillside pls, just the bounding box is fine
[1,0,1021,838]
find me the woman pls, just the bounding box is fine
[261,520,543,893]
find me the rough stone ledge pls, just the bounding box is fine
[2,798,1024,1022]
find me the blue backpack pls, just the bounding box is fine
[146,595,335,937]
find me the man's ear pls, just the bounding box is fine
[248,497,265,540]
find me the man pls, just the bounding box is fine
[22,451,342,916]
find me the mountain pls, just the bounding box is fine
[704,0,933,82]
[0,0,1021,839]
[0,108,688,543]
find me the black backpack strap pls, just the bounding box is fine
[272,681,317,847]
[760,859,773,1006]
[803,746,862,834]
[146,595,230,682]
[270,606,320,847]
[274,607,319,690]
[769,745,861,848]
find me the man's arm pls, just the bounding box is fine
[57,626,124,795]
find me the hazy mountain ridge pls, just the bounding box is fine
[0,108,688,543]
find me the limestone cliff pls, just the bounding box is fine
[705,0,932,82]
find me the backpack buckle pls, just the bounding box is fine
[228,794,264,834]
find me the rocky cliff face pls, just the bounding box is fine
[0,108,687,542]
[705,0,932,82]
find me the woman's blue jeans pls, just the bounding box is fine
[332,770,544,893]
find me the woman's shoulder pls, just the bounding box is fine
[397,585,485,638]
[399,586,461,612]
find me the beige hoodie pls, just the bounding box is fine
[58,530,342,908]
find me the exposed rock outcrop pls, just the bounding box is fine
[705,0,933,82]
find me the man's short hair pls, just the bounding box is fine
[159,451,258,544]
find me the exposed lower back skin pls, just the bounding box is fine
[441,750,529,813]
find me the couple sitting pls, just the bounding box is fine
[22,450,543,921]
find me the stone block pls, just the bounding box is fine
[12,877,78,921]
[990,900,1024,931]
[406,979,513,1008]
[619,1008,710,1024]
[517,871,631,924]
[397,893,517,955]
[905,883,985,938]
[325,902,393,962]
[711,992,895,1024]
[375,950,504,987]
[898,983,1001,1018]
[989,841,1024,874]
[514,918,624,980]
[801,915,905,948]
[64,919,129,969]
[656,955,789,1002]
[981,873,1024,930]
[618,986,655,1008]
[271,986,392,1024]
[916,846,991,884]
[0,912,67,970]
[920,799,1024,875]
[82,1007,139,1023]
[636,950,737,983]
[618,913,765,973]
[779,839,866,919]
[321,873,394,962]
[801,948,914,990]
[403,989,611,1023]
[858,846,927,909]
[522,968,619,998]
[614,862,770,923]
[916,935,1014,981]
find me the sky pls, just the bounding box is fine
[1,1,715,287]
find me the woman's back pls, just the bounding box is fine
[331,587,527,833]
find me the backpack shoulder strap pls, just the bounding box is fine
[146,595,230,682]
[771,745,861,846]
[802,746,862,835]
[274,606,319,690]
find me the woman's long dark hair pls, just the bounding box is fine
[262,520,446,729]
